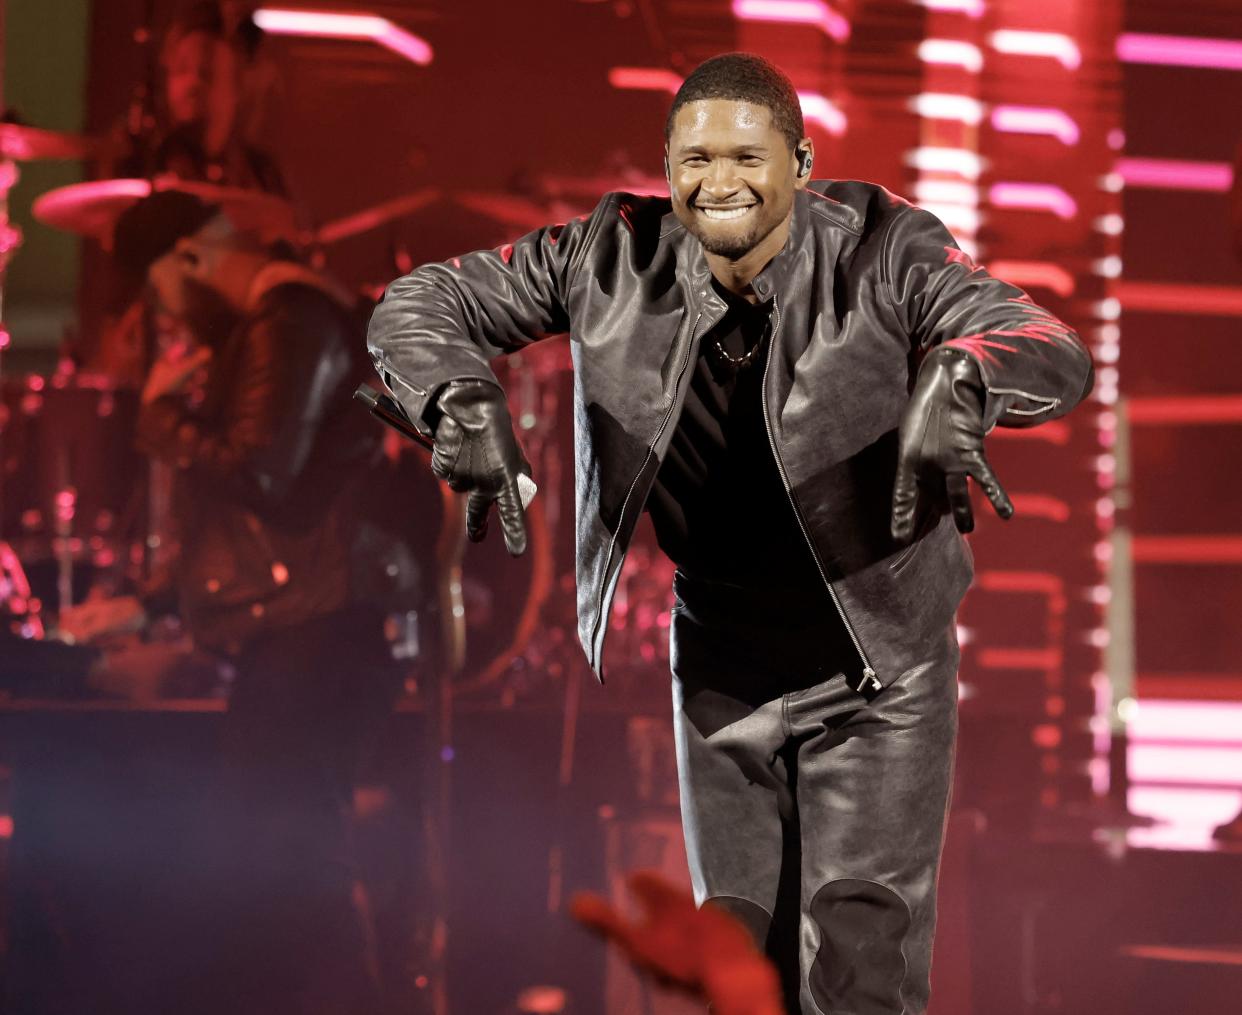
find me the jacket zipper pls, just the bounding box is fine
[760,296,879,689]
[588,310,704,668]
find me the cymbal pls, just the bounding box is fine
[312,186,440,246]
[32,176,298,244]
[453,191,555,232]
[0,123,97,161]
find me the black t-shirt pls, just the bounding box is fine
[645,282,826,595]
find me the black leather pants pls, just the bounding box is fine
[670,572,959,1015]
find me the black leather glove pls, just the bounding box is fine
[428,380,531,555]
[891,346,1014,544]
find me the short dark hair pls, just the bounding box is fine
[665,53,805,152]
[113,191,220,274]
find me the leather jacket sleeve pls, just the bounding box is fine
[883,205,1095,429]
[137,285,352,509]
[366,198,608,434]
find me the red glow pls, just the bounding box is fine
[1117,33,1242,71]
[989,183,1078,220]
[989,30,1082,70]
[732,0,850,42]
[1007,494,1071,521]
[989,421,1071,445]
[1116,157,1233,192]
[1131,536,1242,564]
[795,92,848,136]
[977,649,1062,670]
[976,570,1065,598]
[991,106,1079,146]
[252,8,433,66]
[608,67,682,94]
[1127,395,1242,425]
[988,260,1076,297]
[1112,281,1242,317]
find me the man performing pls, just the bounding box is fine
[368,53,1093,1015]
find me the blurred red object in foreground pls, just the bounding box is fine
[570,871,784,1015]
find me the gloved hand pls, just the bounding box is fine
[891,346,1014,544]
[428,380,532,555]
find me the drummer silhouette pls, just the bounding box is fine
[90,2,287,386]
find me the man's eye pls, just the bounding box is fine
[738,156,762,166]
[684,157,707,167]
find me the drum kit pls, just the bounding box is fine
[0,115,675,701]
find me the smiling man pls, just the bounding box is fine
[368,53,1093,1014]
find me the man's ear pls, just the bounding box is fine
[794,137,815,188]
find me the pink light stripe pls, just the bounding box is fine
[255,9,384,38]
[1115,157,1233,192]
[1113,281,1242,317]
[914,0,985,18]
[1005,493,1071,520]
[991,106,1079,145]
[1127,395,1242,424]
[1129,700,1242,743]
[376,23,434,65]
[1122,824,1218,851]
[608,67,682,94]
[732,0,850,42]
[253,8,432,65]
[989,259,1076,296]
[796,92,848,135]
[989,421,1070,444]
[1117,33,1242,71]
[918,39,983,72]
[989,182,1077,219]
[1128,786,1242,833]
[989,30,1081,70]
[1131,536,1242,564]
[976,571,1064,595]
[1130,745,1242,786]
[1121,945,1242,966]
[1130,787,1242,814]
[1132,737,1242,751]
[976,648,1061,670]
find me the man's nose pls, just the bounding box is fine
[700,165,741,199]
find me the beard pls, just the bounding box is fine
[685,205,780,261]
[181,276,241,348]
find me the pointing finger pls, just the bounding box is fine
[946,472,974,534]
[465,489,492,543]
[495,479,529,556]
[966,452,1014,520]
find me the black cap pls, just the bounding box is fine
[112,190,221,274]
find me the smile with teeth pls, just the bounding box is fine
[698,204,755,220]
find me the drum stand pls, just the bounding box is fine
[0,151,24,623]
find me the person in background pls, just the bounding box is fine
[62,190,398,1015]
[91,1,287,385]
[105,0,285,193]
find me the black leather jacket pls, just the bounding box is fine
[368,181,1094,685]
[139,268,375,654]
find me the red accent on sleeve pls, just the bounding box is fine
[944,246,976,268]
[498,243,514,264]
